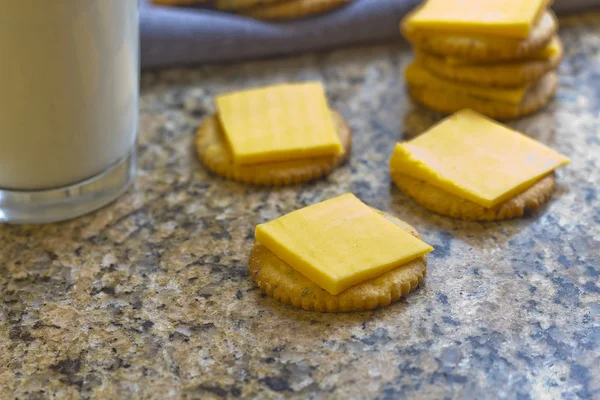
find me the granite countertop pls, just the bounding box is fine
[1,13,599,400]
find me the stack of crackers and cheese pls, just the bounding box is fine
[152,0,353,20]
[401,0,562,120]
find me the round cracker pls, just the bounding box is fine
[215,0,282,11]
[195,110,351,186]
[152,0,205,5]
[416,36,563,87]
[249,214,427,312]
[407,71,558,120]
[391,172,556,221]
[402,10,558,61]
[241,0,352,20]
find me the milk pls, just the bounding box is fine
[0,0,139,190]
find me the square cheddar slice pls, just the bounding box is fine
[406,0,549,39]
[216,82,342,166]
[389,109,570,208]
[255,194,433,295]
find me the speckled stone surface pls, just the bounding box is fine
[1,13,599,400]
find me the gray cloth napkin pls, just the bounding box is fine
[141,0,600,68]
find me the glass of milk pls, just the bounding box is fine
[0,0,139,223]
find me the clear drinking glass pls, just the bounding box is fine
[0,0,139,223]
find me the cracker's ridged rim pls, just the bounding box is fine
[407,71,558,120]
[401,10,558,61]
[391,172,556,221]
[195,110,352,186]
[241,0,352,20]
[415,36,563,87]
[249,214,427,313]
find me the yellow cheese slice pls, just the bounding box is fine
[405,62,528,105]
[255,193,433,295]
[216,82,343,166]
[406,0,549,39]
[445,36,561,66]
[389,109,570,208]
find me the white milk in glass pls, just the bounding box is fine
[0,0,139,222]
[0,0,138,189]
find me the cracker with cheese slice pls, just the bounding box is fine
[195,82,351,186]
[389,109,570,220]
[401,7,558,62]
[250,194,433,312]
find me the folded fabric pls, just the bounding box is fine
[141,0,600,68]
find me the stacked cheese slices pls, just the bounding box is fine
[401,0,562,120]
